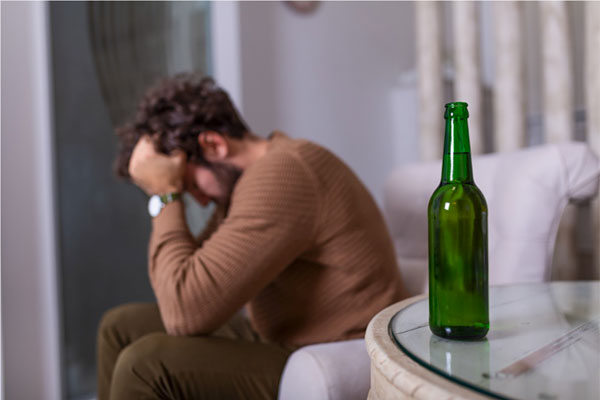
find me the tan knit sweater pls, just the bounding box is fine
[149,133,404,346]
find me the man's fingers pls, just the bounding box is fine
[128,134,186,195]
[135,135,153,150]
[169,150,187,169]
[170,149,186,160]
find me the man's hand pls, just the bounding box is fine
[128,135,186,196]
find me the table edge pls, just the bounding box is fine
[366,294,493,400]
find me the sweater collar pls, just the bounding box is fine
[267,130,290,151]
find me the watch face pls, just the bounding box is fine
[148,195,163,217]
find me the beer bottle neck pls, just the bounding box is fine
[441,105,474,184]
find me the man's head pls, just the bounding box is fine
[116,74,250,206]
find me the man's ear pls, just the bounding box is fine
[198,131,229,161]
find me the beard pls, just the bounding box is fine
[207,161,243,207]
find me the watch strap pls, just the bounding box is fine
[159,192,182,204]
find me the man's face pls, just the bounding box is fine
[184,161,242,207]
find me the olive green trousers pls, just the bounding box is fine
[97,303,294,400]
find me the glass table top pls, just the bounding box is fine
[389,281,599,400]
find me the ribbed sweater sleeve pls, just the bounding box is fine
[149,151,318,336]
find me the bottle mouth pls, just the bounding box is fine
[445,102,469,119]
[445,101,468,108]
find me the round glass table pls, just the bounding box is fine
[382,281,599,400]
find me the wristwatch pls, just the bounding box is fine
[148,192,182,217]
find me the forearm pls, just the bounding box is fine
[149,201,222,335]
[148,154,319,336]
[149,201,258,336]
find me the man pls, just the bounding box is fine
[98,73,404,399]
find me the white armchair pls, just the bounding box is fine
[278,142,600,400]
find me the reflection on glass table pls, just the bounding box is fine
[389,282,599,400]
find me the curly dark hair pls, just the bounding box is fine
[115,73,250,178]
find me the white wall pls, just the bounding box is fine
[211,1,243,110]
[239,1,419,205]
[1,2,62,399]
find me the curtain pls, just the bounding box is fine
[414,1,599,279]
[87,1,210,127]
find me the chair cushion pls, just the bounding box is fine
[278,339,370,400]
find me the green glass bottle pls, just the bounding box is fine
[428,102,489,340]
